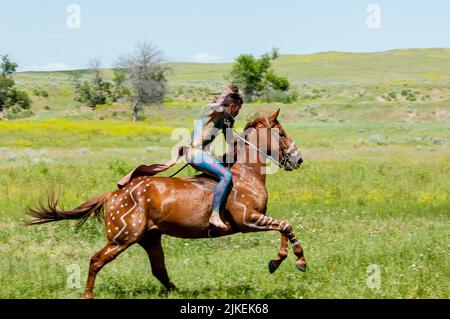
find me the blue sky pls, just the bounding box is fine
[1,0,449,71]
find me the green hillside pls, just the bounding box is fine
[167,48,450,84]
[7,48,449,122]
[17,48,450,85]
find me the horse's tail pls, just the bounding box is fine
[25,191,110,229]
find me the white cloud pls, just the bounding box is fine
[192,53,223,63]
[49,34,64,40]
[24,62,75,72]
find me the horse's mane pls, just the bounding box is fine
[224,114,276,167]
[244,116,271,131]
[194,114,274,179]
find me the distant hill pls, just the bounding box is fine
[18,48,450,85]
[167,48,450,84]
[18,48,450,86]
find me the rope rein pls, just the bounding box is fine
[168,127,295,177]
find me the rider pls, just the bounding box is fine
[186,85,243,230]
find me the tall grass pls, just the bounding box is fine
[0,117,448,298]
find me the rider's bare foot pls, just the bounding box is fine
[209,213,227,230]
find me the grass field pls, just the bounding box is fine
[0,49,449,298]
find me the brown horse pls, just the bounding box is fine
[26,109,306,299]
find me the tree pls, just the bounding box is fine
[229,48,290,102]
[118,42,169,121]
[68,70,83,95]
[0,54,31,114]
[1,54,18,77]
[111,68,130,102]
[74,58,112,109]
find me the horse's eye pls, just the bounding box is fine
[280,132,286,138]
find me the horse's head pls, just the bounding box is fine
[244,109,303,171]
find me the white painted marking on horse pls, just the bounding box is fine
[106,180,144,254]
[260,216,267,226]
[240,167,246,179]
[192,182,214,192]
[233,188,266,229]
[255,215,264,225]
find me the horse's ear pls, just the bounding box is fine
[269,108,280,121]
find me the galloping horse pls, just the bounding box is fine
[26,109,306,299]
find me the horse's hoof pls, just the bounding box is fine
[295,262,307,272]
[166,283,177,291]
[268,260,278,274]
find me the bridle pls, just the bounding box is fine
[233,127,298,168]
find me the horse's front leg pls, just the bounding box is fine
[240,212,306,273]
[268,234,289,274]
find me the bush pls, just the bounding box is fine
[369,134,387,145]
[0,54,32,115]
[259,89,298,104]
[4,105,33,119]
[33,88,50,98]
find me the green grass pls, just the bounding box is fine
[0,116,448,298]
[0,48,449,298]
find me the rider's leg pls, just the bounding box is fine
[188,148,232,229]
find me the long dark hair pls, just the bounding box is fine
[222,93,243,115]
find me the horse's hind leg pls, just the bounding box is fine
[139,231,176,291]
[84,242,129,299]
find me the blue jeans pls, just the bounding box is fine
[187,148,232,214]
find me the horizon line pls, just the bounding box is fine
[17,47,450,73]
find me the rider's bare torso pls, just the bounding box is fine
[190,104,234,151]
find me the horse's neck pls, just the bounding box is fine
[234,129,267,184]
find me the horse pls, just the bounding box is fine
[26,109,306,299]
